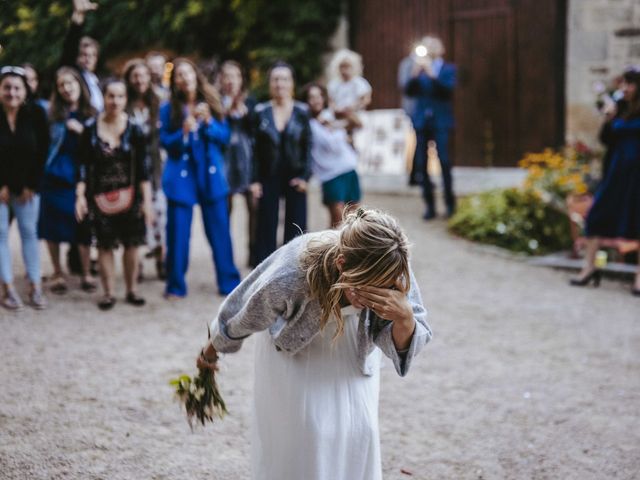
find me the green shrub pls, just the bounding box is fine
[448,188,573,255]
[0,0,343,96]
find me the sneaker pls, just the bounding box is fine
[2,287,24,310]
[29,288,48,310]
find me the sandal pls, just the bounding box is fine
[29,288,48,310]
[81,279,97,293]
[126,292,146,307]
[97,296,116,311]
[2,287,24,311]
[49,275,68,295]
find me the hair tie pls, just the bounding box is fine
[355,207,366,219]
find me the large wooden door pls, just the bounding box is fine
[350,0,567,167]
[450,6,516,166]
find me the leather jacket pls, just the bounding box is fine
[251,101,312,182]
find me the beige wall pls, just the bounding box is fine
[567,0,640,146]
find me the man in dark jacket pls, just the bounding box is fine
[60,0,103,112]
[398,35,457,219]
[61,0,101,275]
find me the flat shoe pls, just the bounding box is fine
[2,288,24,311]
[632,288,640,297]
[163,292,183,301]
[30,289,48,310]
[126,292,146,306]
[98,296,116,311]
[81,280,97,293]
[49,276,68,295]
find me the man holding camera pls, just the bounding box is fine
[398,35,457,219]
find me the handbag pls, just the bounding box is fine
[94,185,134,215]
[93,128,136,216]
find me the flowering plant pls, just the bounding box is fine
[448,188,572,254]
[518,143,600,210]
[449,144,602,255]
[170,352,227,429]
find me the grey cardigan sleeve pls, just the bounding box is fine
[210,270,290,353]
[210,241,300,353]
[370,267,431,377]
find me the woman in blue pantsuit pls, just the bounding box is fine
[160,58,240,298]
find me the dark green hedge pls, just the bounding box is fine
[0,0,343,96]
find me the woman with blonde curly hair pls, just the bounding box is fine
[197,206,431,480]
[326,48,372,125]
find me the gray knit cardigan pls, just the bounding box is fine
[210,231,432,376]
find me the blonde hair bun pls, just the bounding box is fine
[301,206,411,340]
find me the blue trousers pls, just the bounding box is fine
[0,195,41,284]
[254,174,307,265]
[165,198,241,296]
[416,126,455,210]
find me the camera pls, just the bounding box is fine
[414,45,428,58]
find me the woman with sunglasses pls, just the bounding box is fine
[0,66,50,310]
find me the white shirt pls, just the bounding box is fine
[327,76,372,111]
[309,117,358,183]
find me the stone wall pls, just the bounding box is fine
[566,0,640,146]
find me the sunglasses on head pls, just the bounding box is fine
[0,66,27,78]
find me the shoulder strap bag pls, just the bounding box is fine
[93,123,136,216]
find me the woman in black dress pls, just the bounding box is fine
[76,79,153,310]
[571,70,640,295]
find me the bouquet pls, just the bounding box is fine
[170,341,227,429]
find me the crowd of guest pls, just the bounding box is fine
[0,1,369,311]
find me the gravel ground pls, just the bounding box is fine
[0,190,638,480]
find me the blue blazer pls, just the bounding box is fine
[159,103,231,206]
[398,57,456,130]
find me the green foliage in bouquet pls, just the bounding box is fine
[448,188,573,255]
[170,368,227,430]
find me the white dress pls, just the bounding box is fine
[251,305,383,480]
